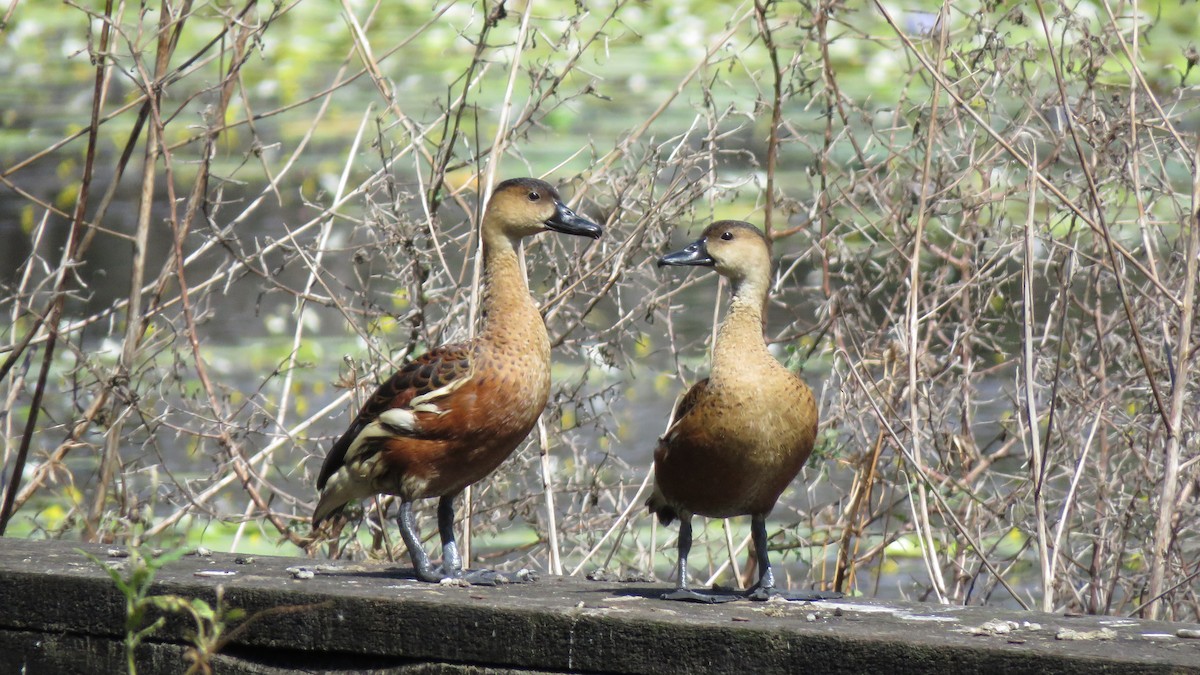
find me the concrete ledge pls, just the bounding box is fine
[0,539,1197,674]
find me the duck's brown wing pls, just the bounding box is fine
[655,377,709,459]
[646,377,711,524]
[316,344,473,490]
[666,377,708,432]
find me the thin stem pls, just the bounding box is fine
[904,1,951,603]
[1147,138,1200,619]
[537,418,563,576]
[1021,161,1052,612]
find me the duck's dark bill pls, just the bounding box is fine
[546,203,603,239]
[658,240,714,267]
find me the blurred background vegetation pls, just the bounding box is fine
[1,0,1198,620]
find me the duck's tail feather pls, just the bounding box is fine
[312,470,369,529]
[645,487,677,526]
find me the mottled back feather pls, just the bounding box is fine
[316,343,473,489]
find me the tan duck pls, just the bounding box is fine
[650,220,834,602]
[313,177,602,584]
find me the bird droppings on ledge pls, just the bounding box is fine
[286,566,315,580]
[758,602,790,618]
[193,570,237,578]
[284,562,365,578]
[1097,618,1142,629]
[821,599,959,623]
[586,568,655,583]
[1057,627,1117,641]
[962,619,1034,636]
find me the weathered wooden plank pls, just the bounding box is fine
[0,539,1196,674]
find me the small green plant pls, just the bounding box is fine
[152,586,246,675]
[80,546,244,675]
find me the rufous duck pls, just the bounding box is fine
[313,177,602,585]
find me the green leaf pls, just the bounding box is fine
[189,598,215,621]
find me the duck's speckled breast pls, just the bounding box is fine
[474,326,553,446]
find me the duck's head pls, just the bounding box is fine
[484,177,603,241]
[657,220,770,284]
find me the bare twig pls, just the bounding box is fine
[1147,138,1200,619]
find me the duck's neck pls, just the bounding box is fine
[712,273,771,371]
[479,230,543,343]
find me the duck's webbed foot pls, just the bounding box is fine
[661,587,740,603]
[410,566,444,583]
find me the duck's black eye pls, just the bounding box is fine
[720,231,733,241]
[527,191,541,202]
